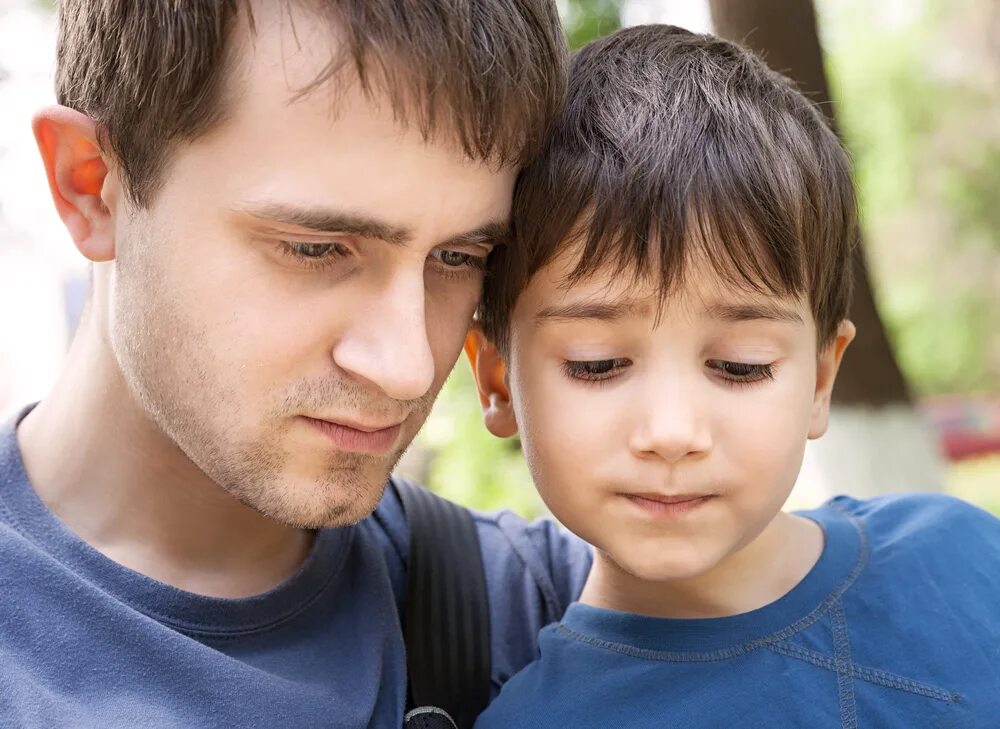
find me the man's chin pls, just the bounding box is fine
[242,477,391,530]
[217,466,389,529]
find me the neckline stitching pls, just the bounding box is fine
[136,526,356,637]
[556,507,871,662]
[2,416,356,636]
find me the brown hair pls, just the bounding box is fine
[480,24,857,351]
[55,0,567,206]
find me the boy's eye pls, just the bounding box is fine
[707,360,775,385]
[562,358,631,382]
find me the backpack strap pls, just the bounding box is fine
[394,477,492,729]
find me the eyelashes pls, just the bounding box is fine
[277,241,351,270]
[561,358,776,387]
[705,359,775,386]
[562,358,631,382]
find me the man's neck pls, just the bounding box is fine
[579,511,824,620]
[15,320,314,598]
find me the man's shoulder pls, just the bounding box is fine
[366,478,592,693]
[364,477,591,611]
[469,507,592,619]
[0,410,32,533]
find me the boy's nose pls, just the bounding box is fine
[330,274,436,402]
[628,382,713,463]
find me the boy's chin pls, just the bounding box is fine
[624,559,718,584]
[610,543,727,584]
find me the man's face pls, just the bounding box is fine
[497,248,845,583]
[106,6,516,528]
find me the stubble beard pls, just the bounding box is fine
[109,227,434,529]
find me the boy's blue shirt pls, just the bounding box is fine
[0,408,592,728]
[475,493,1000,728]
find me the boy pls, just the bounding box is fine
[466,25,1000,727]
[2,1,589,726]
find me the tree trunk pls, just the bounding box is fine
[708,0,909,406]
[708,0,944,498]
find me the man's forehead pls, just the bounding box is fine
[225,0,528,168]
[226,1,351,115]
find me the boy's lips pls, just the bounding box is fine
[622,492,716,518]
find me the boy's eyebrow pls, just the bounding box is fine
[535,296,650,324]
[235,203,510,248]
[706,302,804,325]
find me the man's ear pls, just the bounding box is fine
[808,319,857,439]
[32,105,116,262]
[464,329,518,438]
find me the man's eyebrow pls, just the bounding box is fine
[535,296,650,324]
[237,203,412,245]
[441,220,511,248]
[236,204,509,249]
[706,302,805,324]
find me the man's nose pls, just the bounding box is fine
[627,375,713,464]
[330,273,436,402]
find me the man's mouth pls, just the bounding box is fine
[300,415,404,455]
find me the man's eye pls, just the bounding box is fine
[431,249,487,270]
[562,358,631,382]
[707,360,775,384]
[287,242,342,259]
[277,241,352,270]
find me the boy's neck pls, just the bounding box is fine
[579,512,824,620]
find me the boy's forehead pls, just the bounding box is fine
[516,251,808,328]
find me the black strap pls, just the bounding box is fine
[395,477,492,729]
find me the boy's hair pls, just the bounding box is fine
[480,24,857,351]
[55,0,566,206]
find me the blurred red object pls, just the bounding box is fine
[921,395,1000,461]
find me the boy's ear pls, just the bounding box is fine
[808,319,856,440]
[32,105,116,262]
[464,329,518,438]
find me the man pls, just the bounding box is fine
[0,1,590,726]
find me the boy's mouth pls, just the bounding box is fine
[623,492,716,518]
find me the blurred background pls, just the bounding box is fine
[1,0,997,516]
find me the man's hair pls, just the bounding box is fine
[55,0,566,206]
[480,24,857,351]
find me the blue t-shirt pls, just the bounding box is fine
[0,409,591,728]
[475,494,1000,728]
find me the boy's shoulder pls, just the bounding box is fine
[820,491,998,546]
[814,491,1000,582]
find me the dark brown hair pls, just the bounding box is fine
[480,24,857,350]
[55,0,567,206]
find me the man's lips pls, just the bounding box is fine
[301,416,403,455]
[623,492,716,518]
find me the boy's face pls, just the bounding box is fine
[470,247,853,582]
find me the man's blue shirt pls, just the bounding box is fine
[0,409,591,727]
[475,494,1000,728]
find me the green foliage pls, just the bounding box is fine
[822,0,1000,395]
[561,0,622,49]
[415,361,543,518]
